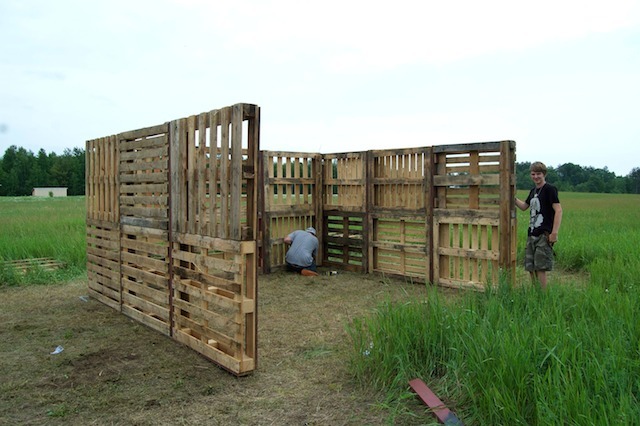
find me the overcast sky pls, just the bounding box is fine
[1,0,639,176]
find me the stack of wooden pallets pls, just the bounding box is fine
[1,257,65,273]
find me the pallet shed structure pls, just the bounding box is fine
[86,102,517,375]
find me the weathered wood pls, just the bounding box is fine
[433,174,500,187]
[87,103,259,376]
[118,123,168,141]
[230,103,243,240]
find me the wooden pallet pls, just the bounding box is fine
[1,257,65,273]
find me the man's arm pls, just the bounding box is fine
[284,236,292,245]
[549,203,562,243]
[515,197,529,211]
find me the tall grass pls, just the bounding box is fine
[348,192,640,424]
[0,196,86,285]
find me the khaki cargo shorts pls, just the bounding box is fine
[524,234,554,272]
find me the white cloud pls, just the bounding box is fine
[171,0,640,72]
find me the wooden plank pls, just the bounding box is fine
[173,329,253,375]
[87,262,120,283]
[122,304,170,336]
[438,277,486,292]
[118,123,168,141]
[172,298,241,335]
[88,288,121,311]
[121,238,169,257]
[120,206,168,219]
[230,103,243,240]
[119,172,167,184]
[119,159,168,172]
[119,183,168,194]
[88,252,119,268]
[433,140,504,154]
[187,114,197,234]
[121,251,167,272]
[120,216,168,230]
[122,224,168,239]
[437,247,499,260]
[424,147,434,283]
[121,264,169,288]
[433,174,500,187]
[122,279,168,307]
[122,290,169,317]
[86,234,119,250]
[500,140,516,280]
[173,313,237,348]
[172,249,240,274]
[197,112,208,236]
[173,232,244,253]
[119,195,168,206]
[209,109,220,238]
[169,118,183,235]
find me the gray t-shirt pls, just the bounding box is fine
[285,230,318,267]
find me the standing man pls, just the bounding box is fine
[284,227,319,276]
[515,162,563,290]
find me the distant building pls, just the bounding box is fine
[32,187,68,197]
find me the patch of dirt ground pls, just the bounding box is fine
[0,271,447,425]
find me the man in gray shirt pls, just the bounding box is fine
[284,227,319,276]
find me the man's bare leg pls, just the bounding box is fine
[530,271,548,290]
[536,270,548,290]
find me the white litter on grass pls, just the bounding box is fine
[362,341,374,356]
[50,345,64,355]
[79,295,89,302]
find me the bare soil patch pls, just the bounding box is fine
[1,271,442,425]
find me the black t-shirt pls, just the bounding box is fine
[525,183,560,236]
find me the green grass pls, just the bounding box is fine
[0,196,86,286]
[349,191,640,424]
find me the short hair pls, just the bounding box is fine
[530,161,547,175]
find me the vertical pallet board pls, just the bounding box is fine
[260,151,321,272]
[432,142,515,290]
[500,141,518,284]
[170,104,259,375]
[368,148,431,280]
[119,124,172,335]
[86,135,121,310]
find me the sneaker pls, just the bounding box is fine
[301,269,319,276]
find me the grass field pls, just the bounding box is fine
[348,191,640,424]
[0,196,86,285]
[1,192,639,424]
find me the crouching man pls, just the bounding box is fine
[284,227,319,276]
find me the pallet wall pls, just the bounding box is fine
[260,141,517,289]
[86,103,259,376]
[259,151,322,272]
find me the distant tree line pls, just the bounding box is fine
[0,145,85,196]
[516,162,640,194]
[0,145,639,196]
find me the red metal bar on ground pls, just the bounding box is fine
[409,378,463,426]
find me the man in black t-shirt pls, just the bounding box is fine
[515,162,563,290]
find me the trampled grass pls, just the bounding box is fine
[0,196,86,285]
[349,191,640,424]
